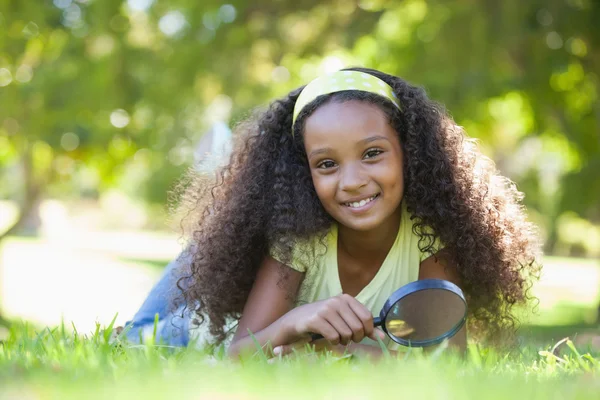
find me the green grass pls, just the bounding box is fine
[1,238,600,398]
[1,320,599,399]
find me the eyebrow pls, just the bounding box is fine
[308,135,391,159]
[308,148,332,159]
[360,135,392,145]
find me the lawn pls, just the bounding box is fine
[0,320,599,399]
[1,237,599,399]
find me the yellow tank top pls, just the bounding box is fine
[271,203,440,349]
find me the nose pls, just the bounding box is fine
[338,162,368,192]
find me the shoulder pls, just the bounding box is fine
[419,249,461,287]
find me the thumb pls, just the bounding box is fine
[368,328,386,342]
[272,345,289,356]
[273,337,312,357]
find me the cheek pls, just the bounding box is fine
[391,171,404,193]
[385,153,404,191]
[374,161,403,185]
[310,173,336,202]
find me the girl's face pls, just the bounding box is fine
[303,100,404,233]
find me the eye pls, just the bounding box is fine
[364,148,383,159]
[317,160,336,169]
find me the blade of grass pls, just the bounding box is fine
[468,342,483,368]
[247,329,268,363]
[103,313,119,344]
[375,336,391,360]
[429,338,449,361]
[566,339,591,372]
[151,313,160,346]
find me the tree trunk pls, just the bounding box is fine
[0,142,43,241]
[0,141,45,327]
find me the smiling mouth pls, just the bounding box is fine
[343,194,380,209]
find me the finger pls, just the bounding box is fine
[272,345,294,357]
[344,295,376,339]
[272,337,312,357]
[308,318,341,345]
[369,327,386,342]
[324,311,354,345]
[336,301,367,343]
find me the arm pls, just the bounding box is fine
[228,256,384,359]
[419,249,467,353]
[227,255,304,358]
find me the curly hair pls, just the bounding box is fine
[173,67,542,345]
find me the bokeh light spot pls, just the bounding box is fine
[110,109,130,128]
[53,0,72,9]
[54,155,75,176]
[218,5,236,23]
[566,37,587,57]
[63,4,82,27]
[536,9,553,26]
[546,31,563,49]
[61,132,80,151]
[271,66,290,83]
[0,68,12,87]
[159,11,187,37]
[22,21,40,38]
[321,56,344,74]
[127,0,155,12]
[15,65,33,83]
[202,12,220,31]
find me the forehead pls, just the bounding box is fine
[303,100,397,148]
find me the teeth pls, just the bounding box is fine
[346,195,377,208]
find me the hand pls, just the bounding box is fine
[280,294,385,346]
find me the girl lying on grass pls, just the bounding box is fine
[173,67,541,358]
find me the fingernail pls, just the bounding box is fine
[273,346,281,356]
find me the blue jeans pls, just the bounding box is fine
[124,252,193,346]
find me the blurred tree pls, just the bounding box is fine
[0,0,598,255]
[0,0,380,238]
[347,0,599,252]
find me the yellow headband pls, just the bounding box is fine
[292,70,401,129]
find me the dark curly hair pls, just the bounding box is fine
[173,67,542,345]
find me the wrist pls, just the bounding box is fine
[274,311,300,344]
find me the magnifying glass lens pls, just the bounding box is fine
[385,289,466,342]
[385,319,414,337]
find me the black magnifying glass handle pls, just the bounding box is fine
[309,316,383,341]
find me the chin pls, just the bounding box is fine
[336,216,383,232]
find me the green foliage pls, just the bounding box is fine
[0,320,599,399]
[0,0,598,252]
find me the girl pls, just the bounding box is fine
[175,67,541,358]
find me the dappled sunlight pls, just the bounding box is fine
[0,238,164,332]
[0,235,177,332]
[529,257,600,325]
[0,198,181,332]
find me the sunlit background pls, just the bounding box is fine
[0,0,598,344]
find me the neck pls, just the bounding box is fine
[337,207,402,265]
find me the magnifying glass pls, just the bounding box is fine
[311,279,467,347]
